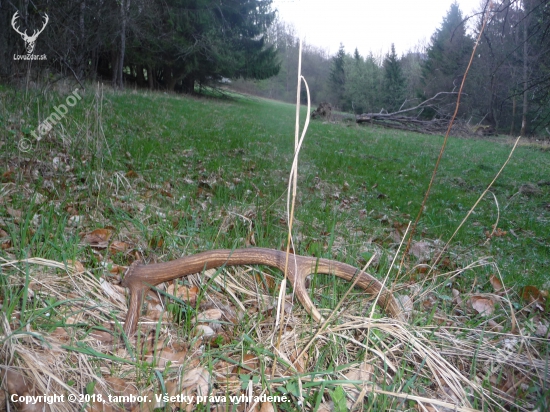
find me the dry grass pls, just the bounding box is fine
[1,252,548,411]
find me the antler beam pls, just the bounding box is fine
[121,248,404,336]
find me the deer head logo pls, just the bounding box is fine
[11,11,49,55]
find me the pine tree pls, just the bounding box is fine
[383,44,406,112]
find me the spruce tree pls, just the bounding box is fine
[421,2,473,101]
[328,44,347,109]
[383,44,406,112]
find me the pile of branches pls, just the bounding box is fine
[356,113,451,134]
[355,92,471,136]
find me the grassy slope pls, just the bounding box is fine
[79,90,549,284]
[1,86,549,284]
[1,86,549,410]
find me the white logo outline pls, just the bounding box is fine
[11,11,49,55]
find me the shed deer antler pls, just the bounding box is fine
[11,11,49,54]
[122,248,404,336]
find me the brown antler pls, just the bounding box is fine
[121,248,404,336]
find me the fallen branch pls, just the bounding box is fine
[121,248,404,336]
[355,92,462,134]
[356,114,449,131]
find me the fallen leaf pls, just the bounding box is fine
[232,354,259,374]
[522,286,546,307]
[83,228,113,247]
[103,376,136,410]
[89,330,114,343]
[148,236,164,249]
[67,259,85,273]
[246,230,256,246]
[65,205,79,216]
[109,241,130,254]
[470,296,495,316]
[389,229,403,243]
[452,289,463,306]
[50,327,70,343]
[144,347,187,368]
[164,382,193,410]
[179,367,210,397]
[422,293,438,310]
[194,325,215,338]
[195,308,223,322]
[439,256,456,270]
[489,275,503,292]
[1,169,14,182]
[5,369,49,412]
[6,207,22,219]
[395,294,413,316]
[108,264,126,275]
[409,240,433,262]
[536,321,549,337]
[290,349,308,373]
[487,319,504,332]
[344,362,374,408]
[87,378,115,412]
[68,215,84,227]
[259,402,275,412]
[166,284,199,303]
[134,391,157,412]
[494,228,507,237]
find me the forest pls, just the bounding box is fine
[235,0,550,137]
[1,0,549,136]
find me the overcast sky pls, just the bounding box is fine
[272,0,484,57]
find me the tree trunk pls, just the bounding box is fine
[181,76,195,93]
[0,7,14,79]
[136,65,145,87]
[147,66,154,89]
[76,0,86,80]
[520,0,530,136]
[510,95,516,135]
[111,46,119,88]
[162,65,172,89]
[117,0,130,90]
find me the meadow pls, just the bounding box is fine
[0,85,549,411]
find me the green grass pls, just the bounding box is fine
[1,85,549,411]
[6,85,546,284]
